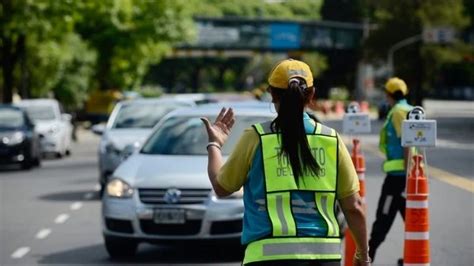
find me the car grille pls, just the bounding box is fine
[140,220,202,235]
[138,188,211,205]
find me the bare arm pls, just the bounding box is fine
[339,193,371,265]
[201,107,235,198]
[206,145,232,197]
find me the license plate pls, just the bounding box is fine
[154,209,186,224]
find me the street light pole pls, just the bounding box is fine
[387,34,422,77]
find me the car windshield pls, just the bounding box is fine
[141,115,271,155]
[23,105,56,121]
[112,102,187,129]
[0,109,25,128]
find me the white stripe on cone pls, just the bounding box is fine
[407,200,429,208]
[405,231,430,240]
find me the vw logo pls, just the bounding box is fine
[163,188,181,204]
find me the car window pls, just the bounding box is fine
[22,105,57,121]
[112,102,188,129]
[141,115,271,155]
[0,109,25,128]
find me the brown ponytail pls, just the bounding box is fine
[270,78,320,182]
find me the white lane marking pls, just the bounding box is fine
[83,192,94,200]
[11,247,31,259]
[54,214,70,224]
[70,201,83,211]
[35,228,52,239]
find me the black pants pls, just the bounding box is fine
[368,174,406,261]
[245,260,341,266]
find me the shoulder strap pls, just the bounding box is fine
[315,123,336,137]
[253,120,274,135]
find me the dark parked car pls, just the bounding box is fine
[0,105,41,169]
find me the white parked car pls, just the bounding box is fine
[101,102,274,258]
[92,98,195,194]
[15,99,73,158]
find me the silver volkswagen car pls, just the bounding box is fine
[92,98,195,194]
[101,102,274,258]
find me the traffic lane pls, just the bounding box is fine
[32,185,243,266]
[0,169,97,265]
[362,148,474,266]
[434,116,474,145]
[0,130,243,266]
[425,146,474,179]
[0,133,100,265]
[32,180,243,265]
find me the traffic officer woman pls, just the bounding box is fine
[201,59,370,266]
[368,77,413,262]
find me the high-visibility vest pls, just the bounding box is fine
[379,101,412,173]
[243,121,341,264]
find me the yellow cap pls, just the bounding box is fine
[268,59,314,89]
[385,77,408,96]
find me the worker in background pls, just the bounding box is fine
[368,77,413,262]
[201,59,370,265]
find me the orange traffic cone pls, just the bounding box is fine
[335,101,345,116]
[360,101,369,113]
[404,154,430,265]
[344,139,367,266]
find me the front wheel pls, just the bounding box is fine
[104,235,138,259]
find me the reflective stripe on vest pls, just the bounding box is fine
[246,121,340,263]
[267,192,297,236]
[243,237,342,264]
[315,192,339,237]
[383,159,405,172]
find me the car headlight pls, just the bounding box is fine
[106,178,134,198]
[2,131,25,146]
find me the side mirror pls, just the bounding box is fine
[120,142,140,161]
[61,113,72,122]
[91,124,106,135]
[28,120,35,129]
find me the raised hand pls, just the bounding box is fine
[200,107,235,147]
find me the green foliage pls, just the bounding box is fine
[364,0,472,100]
[27,33,96,108]
[189,0,323,19]
[74,0,194,90]
[139,85,164,98]
[328,87,349,101]
[1,0,81,103]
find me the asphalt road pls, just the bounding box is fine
[0,103,473,266]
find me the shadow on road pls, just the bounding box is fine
[38,242,243,265]
[39,190,100,201]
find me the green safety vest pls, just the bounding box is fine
[379,103,412,173]
[244,121,341,264]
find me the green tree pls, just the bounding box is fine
[364,0,471,104]
[189,0,323,19]
[74,0,194,91]
[1,0,78,103]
